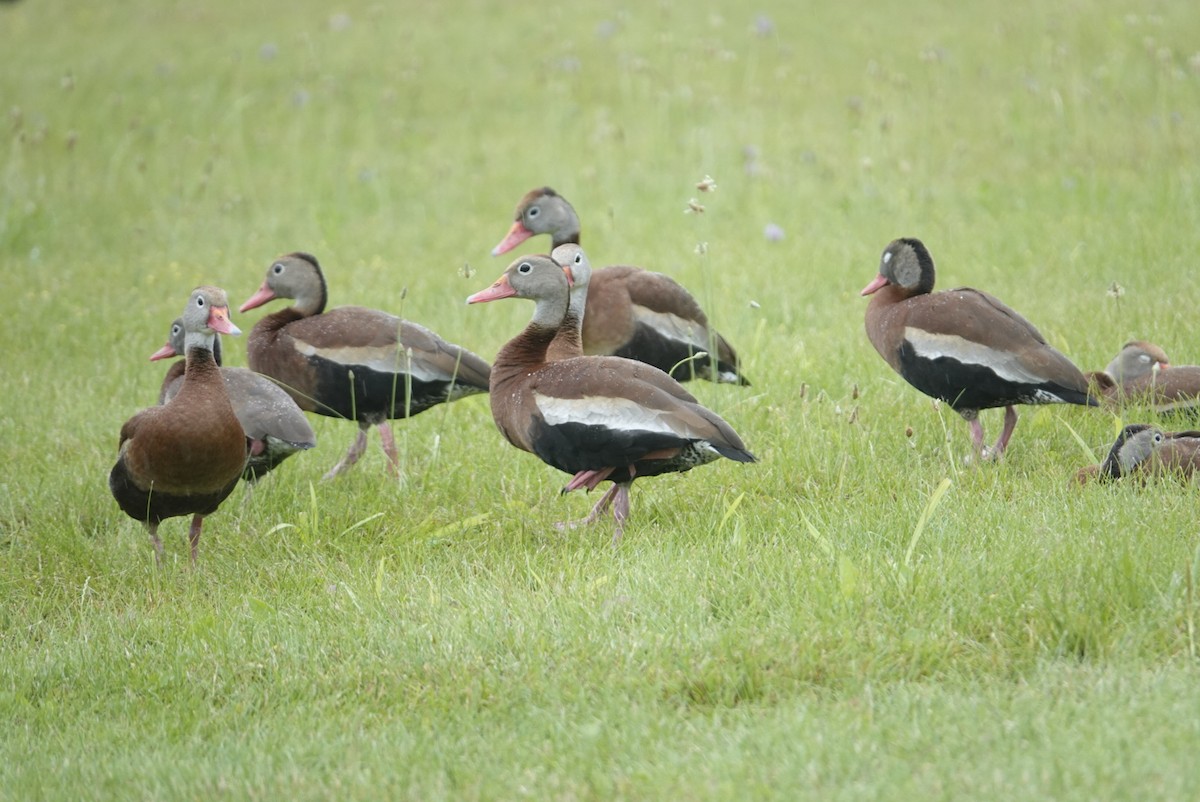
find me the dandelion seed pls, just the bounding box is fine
[1107,281,1125,299]
[696,175,717,192]
[695,242,708,256]
[459,263,476,279]
[848,406,859,424]
[685,198,705,214]
[763,223,784,242]
[748,300,761,309]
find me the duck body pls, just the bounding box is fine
[862,238,1095,457]
[154,320,316,482]
[470,253,754,540]
[240,253,492,479]
[492,187,747,385]
[109,287,248,561]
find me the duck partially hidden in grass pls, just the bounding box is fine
[491,186,749,385]
[109,287,248,563]
[151,316,316,483]
[239,252,492,480]
[1073,424,1200,484]
[1086,341,1200,416]
[861,237,1097,459]
[467,251,755,542]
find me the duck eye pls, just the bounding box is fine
[196,296,206,307]
[575,254,583,265]
[527,206,540,219]
[272,262,285,275]
[517,262,533,274]
[1139,354,1150,363]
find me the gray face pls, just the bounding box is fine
[1115,426,1165,473]
[881,241,922,290]
[551,243,591,288]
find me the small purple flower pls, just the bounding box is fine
[764,223,784,242]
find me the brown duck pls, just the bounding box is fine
[239,252,492,479]
[468,252,755,541]
[109,287,248,562]
[1087,341,1200,415]
[491,186,748,385]
[861,238,1096,458]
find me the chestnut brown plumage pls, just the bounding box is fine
[109,287,248,563]
[152,317,316,483]
[239,253,492,479]
[861,238,1096,458]
[468,252,755,541]
[491,186,748,385]
[1086,341,1200,415]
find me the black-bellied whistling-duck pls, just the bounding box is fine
[861,238,1097,459]
[1073,424,1200,484]
[109,287,248,563]
[239,252,492,480]
[491,186,749,385]
[151,317,316,483]
[467,253,755,541]
[1086,341,1200,415]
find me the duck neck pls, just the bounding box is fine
[546,287,586,361]
[493,296,566,380]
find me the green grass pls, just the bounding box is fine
[4,0,1200,798]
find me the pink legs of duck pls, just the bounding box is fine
[557,466,636,542]
[967,406,1019,460]
[146,514,206,566]
[323,423,401,480]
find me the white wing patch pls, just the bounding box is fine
[632,306,708,349]
[294,342,451,383]
[905,328,1044,385]
[535,392,680,436]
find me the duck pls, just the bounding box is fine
[239,252,492,480]
[467,252,756,541]
[861,237,1097,458]
[109,287,248,563]
[491,186,749,385]
[1086,341,1200,415]
[151,317,317,483]
[1073,424,1200,484]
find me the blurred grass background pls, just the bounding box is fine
[3,0,1200,799]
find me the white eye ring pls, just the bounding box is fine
[527,206,540,218]
[517,262,533,274]
[272,262,285,274]
[882,251,892,264]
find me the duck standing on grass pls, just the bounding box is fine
[468,251,755,542]
[861,237,1097,459]
[109,287,248,563]
[239,252,492,480]
[491,186,748,385]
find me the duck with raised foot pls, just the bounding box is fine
[468,252,755,542]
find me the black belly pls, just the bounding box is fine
[896,341,1087,411]
[610,327,730,384]
[309,359,473,423]
[529,418,693,479]
[109,458,239,525]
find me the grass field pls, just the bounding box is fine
[4,0,1200,798]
